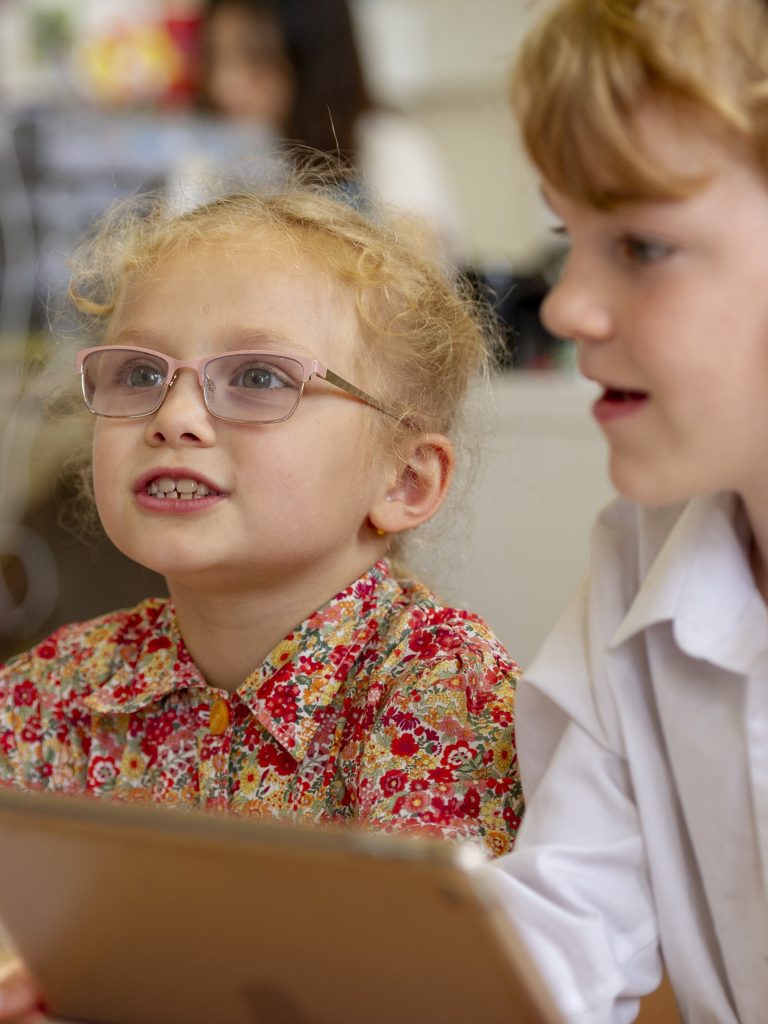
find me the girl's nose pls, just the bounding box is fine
[144,368,216,447]
[540,255,613,345]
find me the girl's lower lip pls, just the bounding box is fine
[135,492,224,514]
[593,392,649,423]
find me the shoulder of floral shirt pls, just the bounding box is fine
[337,559,520,684]
[0,597,173,711]
[377,586,519,684]
[354,565,521,725]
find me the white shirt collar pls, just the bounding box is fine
[609,493,768,674]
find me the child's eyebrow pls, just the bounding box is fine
[107,326,310,357]
[226,328,308,354]
[108,327,166,348]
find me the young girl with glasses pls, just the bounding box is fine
[0,180,524,832]
[0,176,522,1018]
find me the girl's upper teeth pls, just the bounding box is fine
[148,477,213,499]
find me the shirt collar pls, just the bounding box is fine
[610,493,768,673]
[238,560,401,761]
[84,600,204,714]
[84,561,402,761]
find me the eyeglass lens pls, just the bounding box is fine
[81,348,307,423]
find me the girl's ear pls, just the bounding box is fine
[369,434,454,535]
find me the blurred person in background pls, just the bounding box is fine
[199,0,467,260]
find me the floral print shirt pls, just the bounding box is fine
[0,561,523,856]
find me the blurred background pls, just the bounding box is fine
[0,0,614,670]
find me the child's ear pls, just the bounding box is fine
[369,434,454,535]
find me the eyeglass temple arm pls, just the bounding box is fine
[319,367,397,419]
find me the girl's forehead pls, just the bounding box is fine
[110,232,365,366]
[121,231,352,304]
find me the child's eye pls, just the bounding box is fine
[229,361,296,391]
[114,358,166,389]
[616,234,673,265]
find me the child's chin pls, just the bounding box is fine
[610,463,694,509]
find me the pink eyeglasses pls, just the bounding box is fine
[76,345,396,424]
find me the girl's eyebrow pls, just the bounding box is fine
[108,326,312,357]
[108,327,166,348]
[227,328,309,354]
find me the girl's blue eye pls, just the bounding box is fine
[242,367,280,389]
[113,359,166,389]
[618,235,673,265]
[230,362,294,390]
[129,365,164,388]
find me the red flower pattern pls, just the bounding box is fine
[391,733,419,758]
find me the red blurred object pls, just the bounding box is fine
[162,12,203,107]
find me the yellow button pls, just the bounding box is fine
[209,699,230,735]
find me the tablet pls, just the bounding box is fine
[0,787,562,1024]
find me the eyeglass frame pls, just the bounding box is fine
[75,345,397,424]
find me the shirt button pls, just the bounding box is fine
[209,699,230,735]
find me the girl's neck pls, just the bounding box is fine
[166,552,384,693]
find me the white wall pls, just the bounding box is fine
[352,0,549,268]
[411,373,616,671]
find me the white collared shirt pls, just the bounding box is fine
[491,493,768,1024]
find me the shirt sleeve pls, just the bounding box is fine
[0,635,92,793]
[490,583,662,1023]
[355,625,524,857]
[0,657,42,789]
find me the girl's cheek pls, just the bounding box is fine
[91,423,123,504]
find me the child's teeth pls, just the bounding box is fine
[148,477,215,499]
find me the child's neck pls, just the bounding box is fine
[166,555,381,693]
[169,590,304,692]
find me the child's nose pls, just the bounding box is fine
[540,256,613,345]
[145,368,215,447]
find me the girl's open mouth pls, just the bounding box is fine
[145,477,220,500]
[133,470,226,513]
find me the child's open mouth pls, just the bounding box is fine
[603,388,648,403]
[593,387,649,422]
